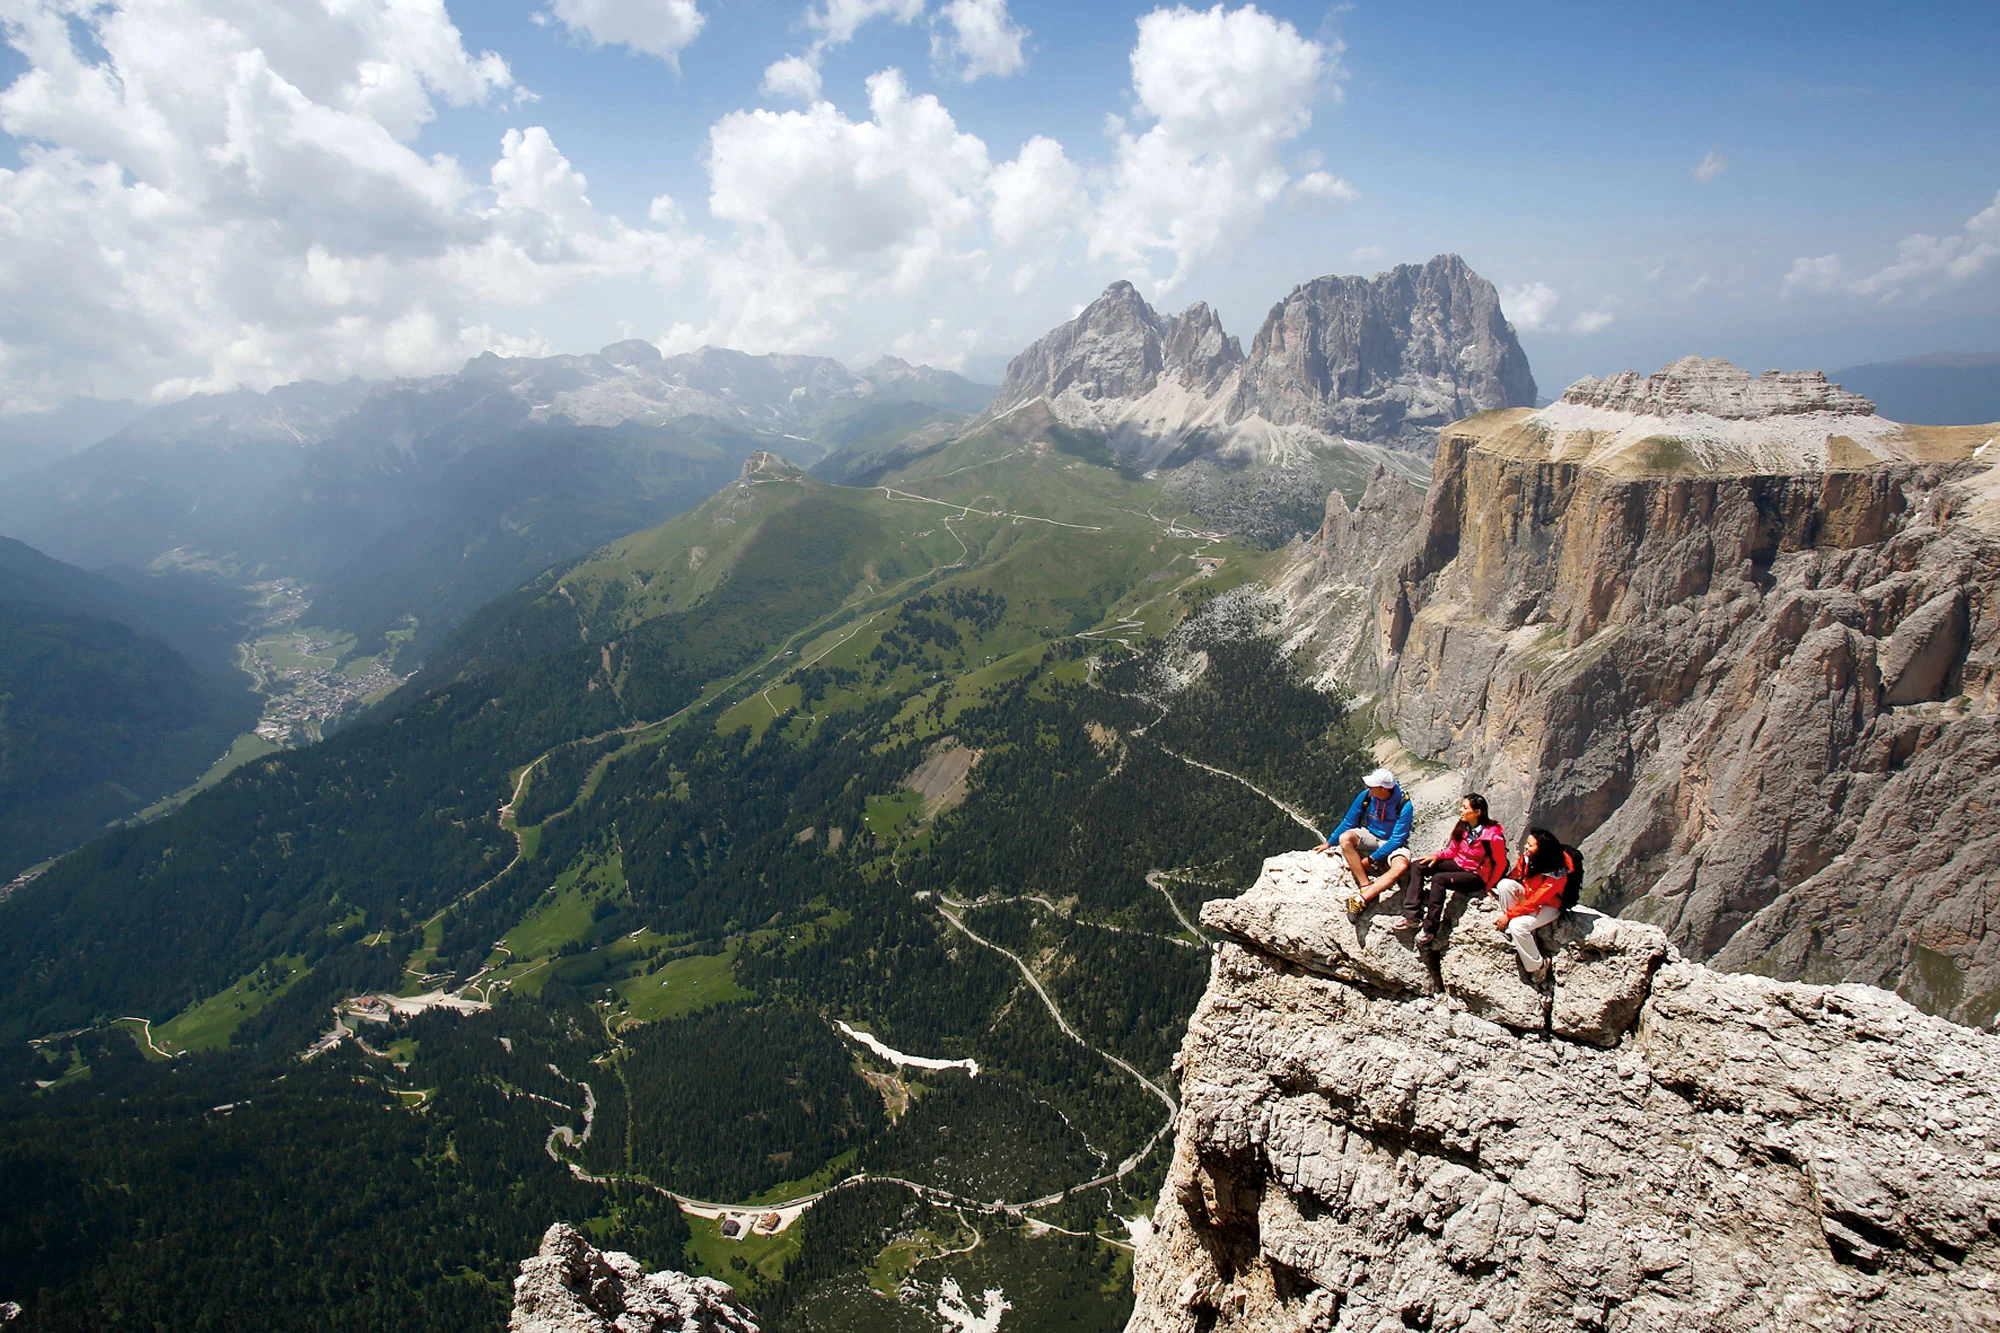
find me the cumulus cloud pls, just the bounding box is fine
[1501,281,1561,332]
[761,54,823,101]
[0,0,690,407]
[988,135,1085,249]
[931,0,1027,81]
[1692,149,1729,184]
[1089,3,1342,291]
[1781,253,1844,296]
[1289,170,1358,204]
[1849,188,2000,299]
[693,68,992,349]
[804,0,927,47]
[541,0,705,67]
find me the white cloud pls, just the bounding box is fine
[695,68,992,349]
[1349,244,1387,265]
[805,0,926,48]
[1501,281,1561,332]
[542,0,705,67]
[1781,253,1844,296]
[932,0,1027,81]
[0,0,690,407]
[1089,4,1343,291]
[761,54,823,102]
[1849,188,2000,300]
[1692,149,1729,184]
[1569,298,1616,335]
[988,135,1084,250]
[1289,170,1358,204]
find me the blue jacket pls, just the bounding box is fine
[1328,784,1414,852]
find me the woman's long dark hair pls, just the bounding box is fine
[1449,792,1491,844]
[1525,826,1567,876]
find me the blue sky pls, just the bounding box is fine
[0,0,1994,408]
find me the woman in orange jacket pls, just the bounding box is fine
[1492,827,1571,978]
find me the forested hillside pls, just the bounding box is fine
[0,412,1364,1330]
[0,539,258,879]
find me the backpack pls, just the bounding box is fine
[1559,846,1584,912]
[1474,824,1508,889]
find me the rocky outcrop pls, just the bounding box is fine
[1233,256,1537,447]
[1278,360,2000,1024]
[511,1224,759,1333]
[986,257,1536,471]
[1127,853,2000,1333]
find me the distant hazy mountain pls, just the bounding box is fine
[0,345,992,662]
[0,398,143,482]
[1831,352,2000,426]
[0,537,259,878]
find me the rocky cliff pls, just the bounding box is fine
[510,1224,759,1333]
[1278,358,2000,1024]
[1127,852,2000,1333]
[987,256,1536,470]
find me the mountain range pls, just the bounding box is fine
[0,347,996,663]
[2,257,1997,1333]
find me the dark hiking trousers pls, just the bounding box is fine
[1404,865,1485,935]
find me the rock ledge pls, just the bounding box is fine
[511,1224,758,1333]
[1131,854,2000,1333]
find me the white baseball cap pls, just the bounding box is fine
[1364,768,1397,789]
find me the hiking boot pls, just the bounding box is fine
[1385,915,1417,933]
[1415,929,1436,948]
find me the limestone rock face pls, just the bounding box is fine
[1276,368,2000,1024]
[511,1224,758,1333]
[985,257,1535,470]
[1561,355,1874,419]
[1130,854,2000,1333]
[1234,255,1537,446]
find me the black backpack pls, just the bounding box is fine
[1560,845,1584,912]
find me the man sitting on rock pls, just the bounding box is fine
[1316,767,1415,916]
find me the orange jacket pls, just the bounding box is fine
[1499,851,1569,923]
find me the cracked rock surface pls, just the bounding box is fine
[1130,854,2000,1333]
[511,1224,758,1333]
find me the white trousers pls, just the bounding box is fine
[1493,878,1560,968]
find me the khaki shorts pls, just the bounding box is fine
[1348,828,1409,865]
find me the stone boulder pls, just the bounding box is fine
[511,1224,758,1333]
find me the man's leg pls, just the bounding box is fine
[1337,829,1373,890]
[1362,854,1411,904]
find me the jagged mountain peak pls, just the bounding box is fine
[989,255,1537,470]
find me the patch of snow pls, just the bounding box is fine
[936,1278,1010,1333]
[1123,1214,1155,1247]
[1529,401,1903,473]
[836,1021,979,1076]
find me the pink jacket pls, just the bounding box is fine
[1436,821,1507,887]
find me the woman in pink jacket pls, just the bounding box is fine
[1389,793,1506,948]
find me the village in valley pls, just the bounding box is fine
[237,579,407,745]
